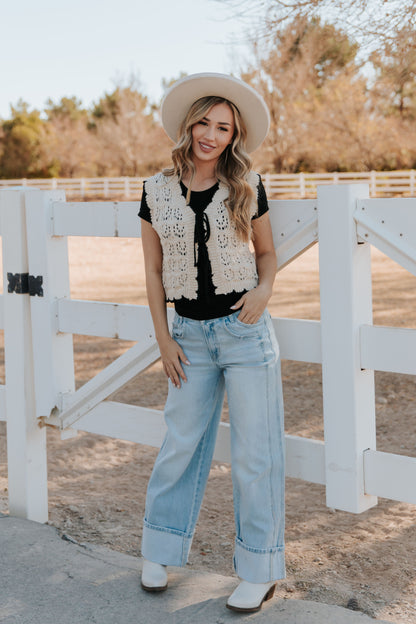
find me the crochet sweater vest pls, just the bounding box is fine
[145,172,260,301]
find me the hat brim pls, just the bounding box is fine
[160,72,270,153]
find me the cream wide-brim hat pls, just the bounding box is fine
[160,72,270,153]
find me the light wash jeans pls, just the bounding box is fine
[142,309,285,583]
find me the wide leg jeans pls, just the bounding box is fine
[141,310,285,583]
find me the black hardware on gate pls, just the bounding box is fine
[7,272,44,297]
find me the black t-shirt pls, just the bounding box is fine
[139,175,269,320]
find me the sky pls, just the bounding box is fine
[0,0,261,119]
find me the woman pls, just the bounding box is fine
[139,73,285,613]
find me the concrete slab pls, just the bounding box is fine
[0,514,394,624]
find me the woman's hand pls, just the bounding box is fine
[158,335,190,388]
[230,283,272,324]
[231,212,277,324]
[141,219,190,388]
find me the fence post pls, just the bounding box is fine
[410,170,415,197]
[318,184,378,513]
[124,177,130,199]
[370,171,376,197]
[299,172,306,198]
[0,189,48,522]
[24,190,75,438]
[80,178,86,199]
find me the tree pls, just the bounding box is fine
[217,0,416,44]
[44,96,97,177]
[92,79,171,176]
[161,72,188,93]
[45,96,86,122]
[244,16,362,171]
[309,71,402,171]
[370,26,416,119]
[0,100,54,178]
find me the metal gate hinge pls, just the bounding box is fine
[7,272,44,297]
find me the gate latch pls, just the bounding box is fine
[7,272,44,297]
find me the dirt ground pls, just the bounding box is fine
[0,235,416,623]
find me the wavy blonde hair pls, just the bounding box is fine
[163,96,255,242]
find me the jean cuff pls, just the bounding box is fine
[141,520,192,567]
[233,537,286,583]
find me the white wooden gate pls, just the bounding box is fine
[0,184,415,523]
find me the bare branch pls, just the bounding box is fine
[215,0,416,46]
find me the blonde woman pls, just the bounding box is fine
[139,73,285,613]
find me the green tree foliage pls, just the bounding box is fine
[0,100,55,178]
[45,96,88,122]
[91,91,120,123]
[0,80,172,179]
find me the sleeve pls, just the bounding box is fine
[252,175,269,220]
[138,182,152,224]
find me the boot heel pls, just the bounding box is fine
[265,583,276,601]
[226,580,277,612]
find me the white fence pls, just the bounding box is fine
[1,170,416,199]
[0,184,415,523]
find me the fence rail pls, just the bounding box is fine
[1,170,416,199]
[0,184,415,523]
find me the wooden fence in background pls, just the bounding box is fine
[0,170,416,199]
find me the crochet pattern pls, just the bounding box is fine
[146,172,259,300]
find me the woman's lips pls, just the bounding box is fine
[199,142,215,152]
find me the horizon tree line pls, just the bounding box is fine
[1,14,416,178]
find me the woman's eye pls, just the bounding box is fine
[198,120,208,126]
[219,126,229,132]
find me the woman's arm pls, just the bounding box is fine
[141,219,190,387]
[230,212,277,324]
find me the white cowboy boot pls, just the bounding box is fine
[226,580,276,612]
[141,559,168,592]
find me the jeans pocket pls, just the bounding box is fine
[235,311,266,328]
[224,311,265,338]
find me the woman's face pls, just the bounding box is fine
[191,102,235,166]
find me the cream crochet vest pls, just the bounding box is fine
[145,171,260,301]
